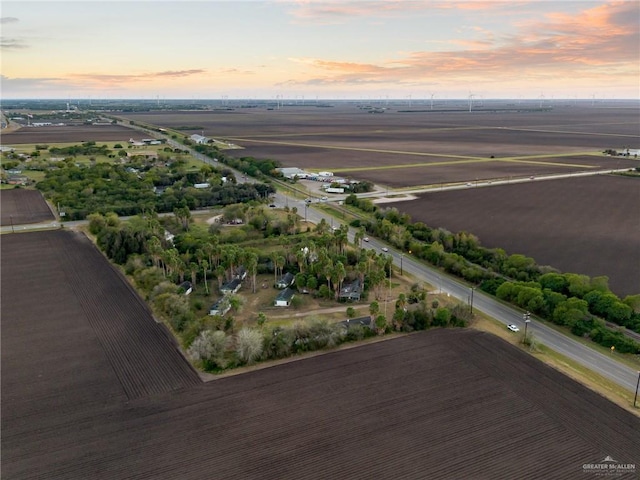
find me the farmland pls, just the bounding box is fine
[119,103,640,296]
[0,124,135,144]
[0,189,55,225]
[388,174,640,297]
[2,229,639,478]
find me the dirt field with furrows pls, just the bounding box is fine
[0,189,55,225]
[2,252,639,480]
[388,174,640,296]
[120,104,639,184]
[0,124,135,144]
[120,103,640,138]
[0,230,201,406]
[333,159,624,188]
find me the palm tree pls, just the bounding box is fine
[276,255,286,282]
[189,262,199,287]
[201,259,209,294]
[369,301,380,319]
[333,262,346,300]
[271,251,279,286]
[245,252,258,293]
[147,236,163,270]
[215,265,226,290]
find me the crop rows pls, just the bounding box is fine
[3,230,639,478]
[48,231,201,399]
[0,190,54,226]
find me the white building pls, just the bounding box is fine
[190,134,209,144]
[277,167,307,179]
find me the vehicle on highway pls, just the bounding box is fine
[304,198,312,204]
[507,324,520,333]
[363,237,369,242]
[381,247,389,252]
[269,204,276,208]
[321,196,328,201]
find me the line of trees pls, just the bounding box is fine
[348,202,640,353]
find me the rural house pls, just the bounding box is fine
[275,287,295,307]
[178,281,193,296]
[234,266,247,281]
[220,278,242,295]
[275,272,295,289]
[190,134,209,144]
[339,279,362,301]
[209,297,231,316]
[338,316,372,331]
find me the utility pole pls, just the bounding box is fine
[634,371,640,408]
[470,287,475,313]
[523,311,531,343]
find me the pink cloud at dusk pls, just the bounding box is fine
[286,1,639,88]
[69,69,207,87]
[286,0,528,22]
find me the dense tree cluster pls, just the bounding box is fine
[37,160,275,220]
[49,141,112,157]
[221,155,282,179]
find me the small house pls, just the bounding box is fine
[339,279,362,301]
[7,175,29,186]
[209,297,231,316]
[234,266,247,281]
[339,316,372,330]
[178,281,193,296]
[220,278,242,295]
[190,134,209,144]
[275,288,295,307]
[275,272,295,289]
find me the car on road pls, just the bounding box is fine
[304,198,312,204]
[363,237,369,242]
[381,247,389,252]
[269,204,276,208]
[321,196,328,201]
[507,324,520,333]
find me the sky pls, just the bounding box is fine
[1,0,639,99]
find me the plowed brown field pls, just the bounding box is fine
[388,174,640,296]
[1,124,136,144]
[2,230,639,479]
[0,189,55,225]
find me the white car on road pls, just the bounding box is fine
[507,324,520,333]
